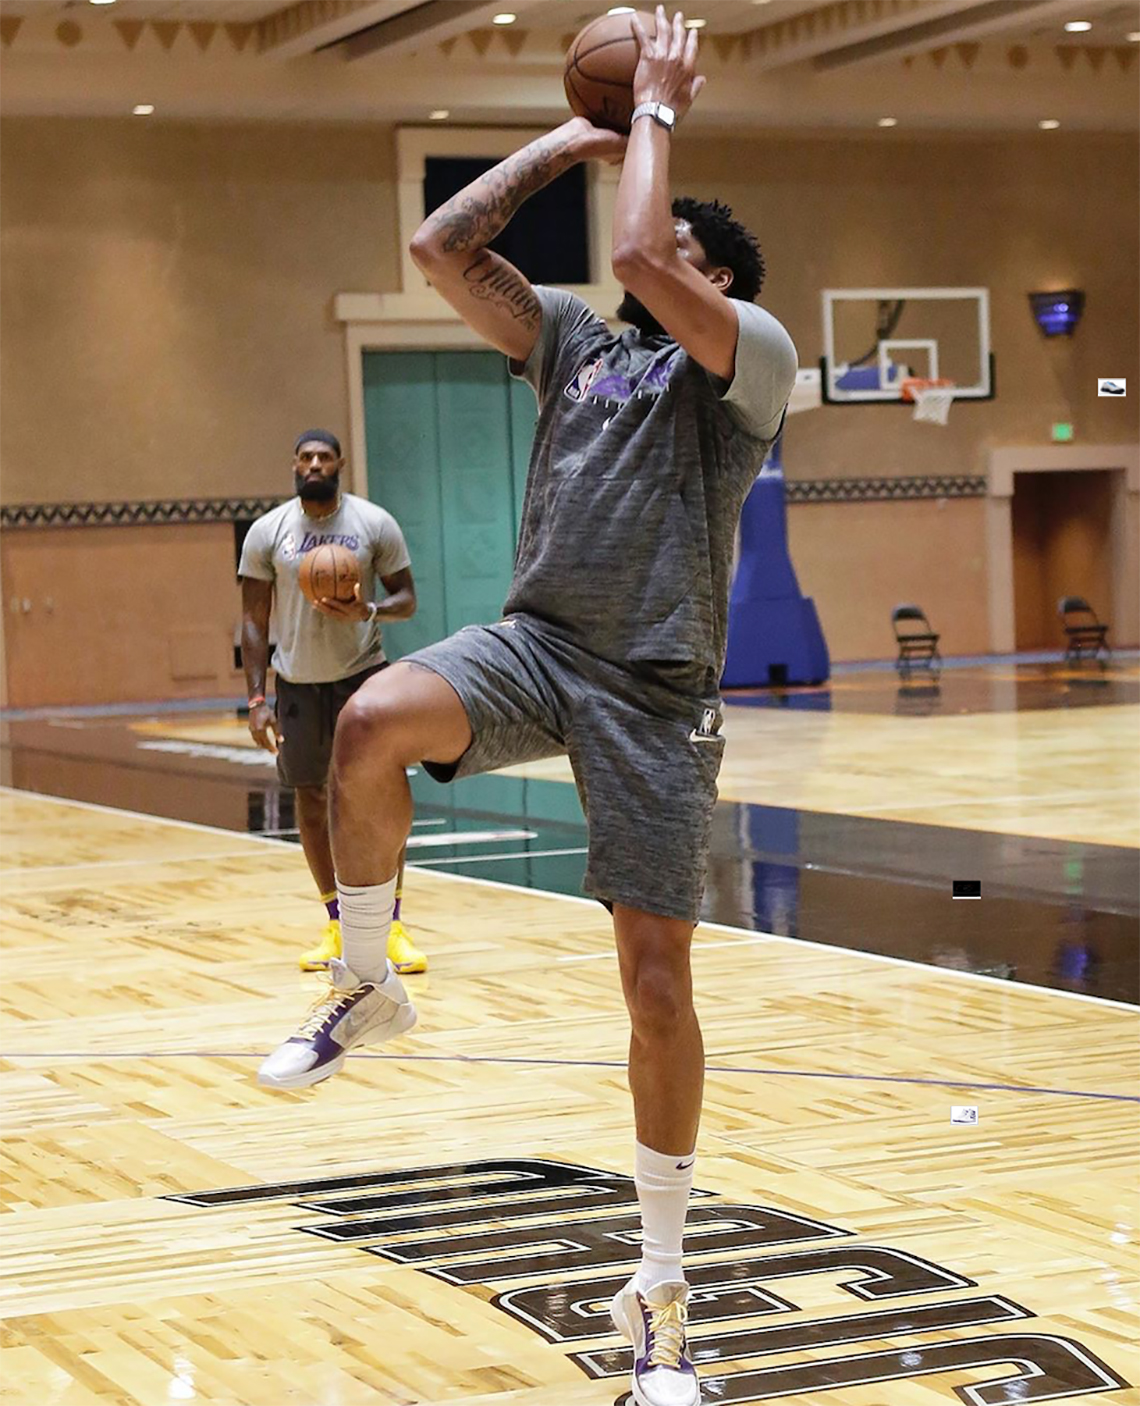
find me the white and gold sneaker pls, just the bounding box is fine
[610,1278,700,1406]
[258,958,416,1090]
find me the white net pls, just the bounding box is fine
[911,384,955,425]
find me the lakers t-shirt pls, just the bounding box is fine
[239,493,410,684]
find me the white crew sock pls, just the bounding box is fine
[336,876,397,984]
[634,1140,695,1294]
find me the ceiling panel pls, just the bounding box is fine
[7,0,1134,43]
[1025,0,1140,43]
[0,1,292,19]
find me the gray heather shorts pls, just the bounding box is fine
[406,617,725,923]
[275,664,386,790]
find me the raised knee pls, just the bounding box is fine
[333,691,413,772]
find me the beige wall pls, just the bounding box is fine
[1,118,400,505]
[671,133,1139,481]
[788,497,989,661]
[1,120,1136,694]
[0,524,243,707]
[3,122,1136,506]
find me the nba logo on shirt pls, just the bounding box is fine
[564,358,603,402]
[280,533,298,561]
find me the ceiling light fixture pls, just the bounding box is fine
[684,17,707,27]
[1038,118,1060,129]
[607,6,635,13]
[1063,19,1092,31]
[429,109,450,120]
[133,104,155,115]
[491,12,516,23]
[1127,31,1140,41]
[89,0,118,6]
[878,116,898,127]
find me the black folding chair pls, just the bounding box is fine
[1058,596,1110,665]
[892,604,941,675]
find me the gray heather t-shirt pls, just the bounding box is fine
[239,492,410,684]
[507,287,798,676]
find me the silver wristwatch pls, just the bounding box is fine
[631,101,677,132]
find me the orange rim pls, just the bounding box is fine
[900,377,955,403]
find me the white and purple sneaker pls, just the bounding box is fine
[611,1278,700,1406]
[258,958,417,1089]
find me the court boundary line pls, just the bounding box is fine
[413,846,590,867]
[2,785,1136,1014]
[0,849,277,876]
[0,1048,1135,1104]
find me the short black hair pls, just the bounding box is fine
[293,428,341,456]
[672,197,766,303]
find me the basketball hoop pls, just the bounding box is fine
[901,378,956,426]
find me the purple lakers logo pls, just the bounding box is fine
[564,350,683,406]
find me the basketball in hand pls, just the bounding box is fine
[298,543,360,605]
[563,11,651,133]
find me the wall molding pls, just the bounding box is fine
[0,497,286,530]
[786,475,986,503]
[1,480,987,531]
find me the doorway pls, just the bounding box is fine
[361,349,536,661]
[1011,470,1115,652]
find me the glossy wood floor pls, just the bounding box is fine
[498,702,1140,848]
[1,788,1137,1405]
[127,666,1140,849]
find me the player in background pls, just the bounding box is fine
[240,429,426,976]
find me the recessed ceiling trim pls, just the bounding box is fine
[811,0,1096,70]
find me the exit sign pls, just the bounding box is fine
[1052,422,1074,442]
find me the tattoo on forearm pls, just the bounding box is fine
[463,252,541,327]
[426,131,577,254]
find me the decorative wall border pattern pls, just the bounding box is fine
[0,498,286,530]
[1,481,985,529]
[786,475,986,503]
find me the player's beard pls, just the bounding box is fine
[295,469,339,502]
[617,291,667,338]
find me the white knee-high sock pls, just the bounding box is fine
[634,1141,695,1294]
[336,876,396,984]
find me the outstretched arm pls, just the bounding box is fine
[410,118,626,361]
[612,7,738,381]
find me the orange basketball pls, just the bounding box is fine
[298,543,360,605]
[563,11,652,134]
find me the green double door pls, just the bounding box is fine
[362,350,537,660]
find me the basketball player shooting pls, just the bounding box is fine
[259,9,797,1403]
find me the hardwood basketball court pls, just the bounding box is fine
[1,737,1137,1404]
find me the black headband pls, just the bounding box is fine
[294,429,341,456]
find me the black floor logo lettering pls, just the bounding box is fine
[167,1156,1130,1403]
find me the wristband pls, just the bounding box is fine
[248,694,266,708]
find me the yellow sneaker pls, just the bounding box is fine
[299,918,341,972]
[388,919,427,975]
